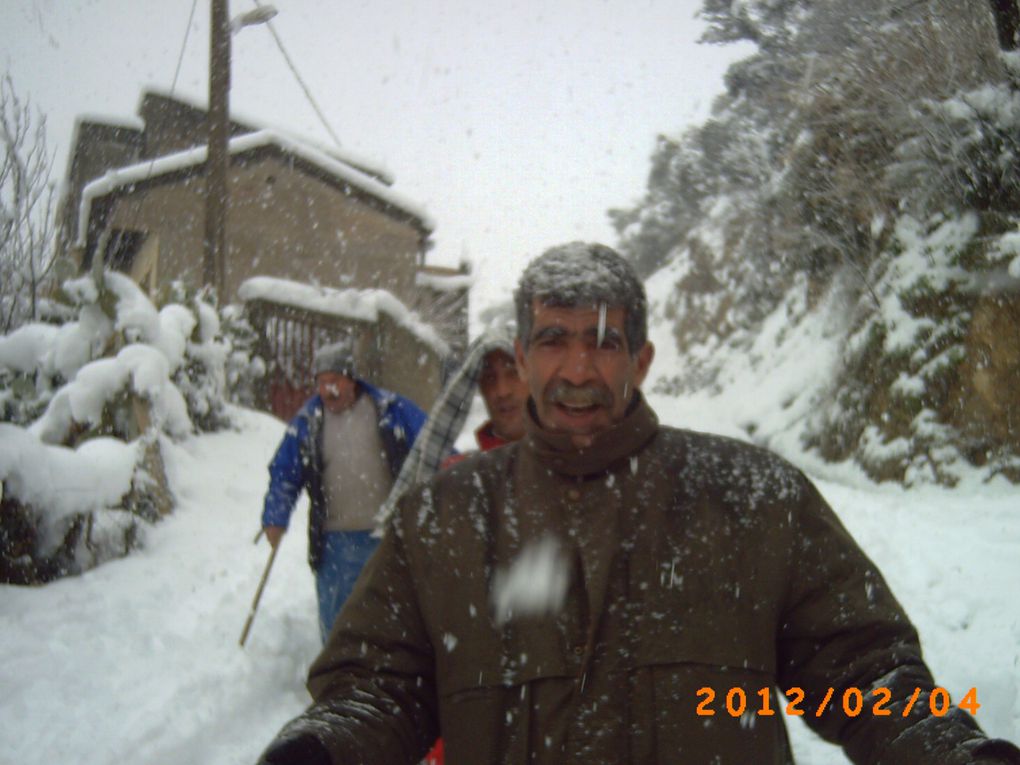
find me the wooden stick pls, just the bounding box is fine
[239,542,279,648]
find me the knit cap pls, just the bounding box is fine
[312,339,356,377]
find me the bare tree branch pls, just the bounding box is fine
[1,73,57,333]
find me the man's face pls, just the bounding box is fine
[478,349,528,441]
[515,300,654,447]
[316,371,357,414]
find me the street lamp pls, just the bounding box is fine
[230,6,278,33]
[204,1,278,299]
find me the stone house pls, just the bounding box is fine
[58,90,469,416]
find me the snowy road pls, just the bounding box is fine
[1,405,1017,764]
[1,408,318,764]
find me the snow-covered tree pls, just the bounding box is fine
[1,270,265,582]
[699,0,814,50]
[615,0,1020,485]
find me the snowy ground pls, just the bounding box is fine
[2,397,1017,764]
[1,408,319,764]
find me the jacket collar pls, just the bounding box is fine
[524,392,659,478]
[475,421,511,452]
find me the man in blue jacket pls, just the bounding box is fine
[260,339,427,642]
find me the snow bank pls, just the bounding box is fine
[0,424,139,526]
[0,407,319,764]
[28,342,190,444]
[0,324,60,374]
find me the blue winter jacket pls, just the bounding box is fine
[261,381,427,570]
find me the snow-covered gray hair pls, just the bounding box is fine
[514,242,648,354]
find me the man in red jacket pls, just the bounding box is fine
[376,323,527,527]
[443,342,527,468]
[427,331,528,765]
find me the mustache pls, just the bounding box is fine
[546,381,613,408]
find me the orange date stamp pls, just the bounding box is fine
[696,686,981,718]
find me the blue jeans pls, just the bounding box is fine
[315,529,380,643]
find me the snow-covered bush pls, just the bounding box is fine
[0,271,265,582]
[220,303,266,410]
[157,281,266,425]
[891,81,1020,217]
[0,424,147,582]
[804,212,1020,485]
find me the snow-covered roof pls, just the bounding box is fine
[63,115,145,186]
[137,87,394,183]
[75,113,146,132]
[237,276,451,358]
[414,270,475,291]
[76,129,434,247]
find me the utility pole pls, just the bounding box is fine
[205,0,231,297]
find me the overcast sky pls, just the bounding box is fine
[2,0,751,320]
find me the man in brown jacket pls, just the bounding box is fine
[256,243,1019,765]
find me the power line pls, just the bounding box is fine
[109,0,200,276]
[172,0,202,95]
[252,0,345,152]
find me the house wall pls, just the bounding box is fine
[372,313,444,412]
[411,268,470,358]
[58,123,143,255]
[138,92,252,159]
[129,234,160,296]
[99,178,206,290]
[98,154,424,305]
[227,155,422,305]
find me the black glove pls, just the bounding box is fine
[256,733,331,765]
[965,737,1020,765]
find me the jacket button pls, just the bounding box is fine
[566,488,581,501]
[573,645,584,656]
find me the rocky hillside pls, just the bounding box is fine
[615,0,1020,485]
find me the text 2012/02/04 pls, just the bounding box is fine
[696,686,982,718]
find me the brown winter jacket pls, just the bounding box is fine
[265,395,1016,765]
